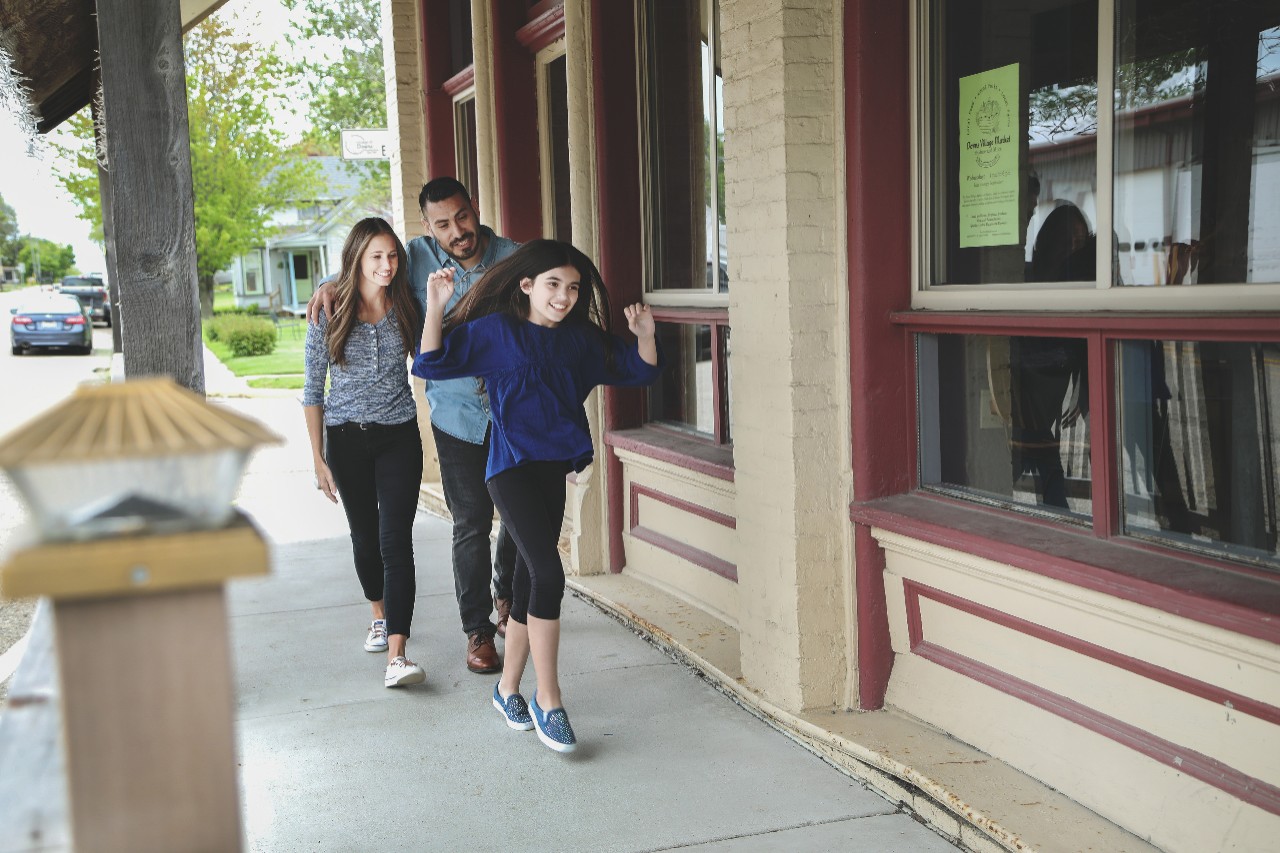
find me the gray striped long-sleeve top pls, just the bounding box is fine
[303,308,418,426]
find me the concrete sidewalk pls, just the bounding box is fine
[220,392,960,852]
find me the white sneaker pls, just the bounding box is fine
[384,656,425,687]
[364,619,388,652]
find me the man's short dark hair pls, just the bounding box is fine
[419,177,472,212]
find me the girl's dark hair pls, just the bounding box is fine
[446,239,618,373]
[327,218,420,365]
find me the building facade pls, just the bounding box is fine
[382,2,1280,850]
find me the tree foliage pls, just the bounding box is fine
[18,237,76,282]
[284,0,391,208]
[186,15,319,315]
[47,110,104,245]
[0,192,20,267]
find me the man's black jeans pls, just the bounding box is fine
[326,419,423,637]
[432,424,516,636]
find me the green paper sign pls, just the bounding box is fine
[959,63,1020,248]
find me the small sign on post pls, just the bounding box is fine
[341,129,391,160]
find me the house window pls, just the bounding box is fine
[242,251,263,296]
[912,0,1280,568]
[640,0,732,451]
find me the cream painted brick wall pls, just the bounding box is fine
[721,0,850,713]
[382,0,427,241]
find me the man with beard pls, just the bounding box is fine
[309,177,517,674]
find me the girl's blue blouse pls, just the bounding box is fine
[411,313,661,481]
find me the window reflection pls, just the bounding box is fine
[1119,341,1279,563]
[919,333,1092,517]
[1114,2,1280,285]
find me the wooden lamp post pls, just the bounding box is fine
[0,377,280,853]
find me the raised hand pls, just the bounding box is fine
[623,303,655,339]
[426,268,456,313]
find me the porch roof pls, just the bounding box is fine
[0,0,227,133]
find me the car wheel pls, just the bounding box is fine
[77,345,92,356]
[11,345,21,356]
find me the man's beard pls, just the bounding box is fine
[446,230,480,261]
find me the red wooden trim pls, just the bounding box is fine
[893,311,1280,340]
[605,428,735,482]
[592,0,644,573]
[527,0,558,17]
[903,583,1280,815]
[516,3,565,52]
[650,307,730,323]
[442,66,475,97]
[420,0,456,183]
[628,483,738,582]
[630,527,739,582]
[904,580,1280,726]
[853,493,1280,644]
[492,0,543,242]
[1090,335,1121,537]
[630,483,736,530]
[846,0,912,710]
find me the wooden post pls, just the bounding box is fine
[94,0,204,393]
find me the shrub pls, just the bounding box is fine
[208,314,276,357]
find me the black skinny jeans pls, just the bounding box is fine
[433,425,517,635]
[487,461,569,623]
[326,419,423,637]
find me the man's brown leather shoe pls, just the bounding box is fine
[494,597,511,638]
[467,631,500,673]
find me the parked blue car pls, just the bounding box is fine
[10,293,94,356]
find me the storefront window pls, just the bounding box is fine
[1114,2,1280,286]
[919,333,1092,518]
[1119,340,1279,563]
[648,319,732,445]
[932,0,1099,286]
[642,0,728,293]
[915,0,1279,570]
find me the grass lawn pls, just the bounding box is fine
[205,326,306,376]
[212,287,236,313]
[248,375,305,390]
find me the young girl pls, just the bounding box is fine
[303,217,426,688]
[411,239,659,752]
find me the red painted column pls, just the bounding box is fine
[590,0,644,573]
[490,0,543,242]
[421,0,457,182]
[845,0,913,710]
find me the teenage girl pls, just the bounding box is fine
[411,239,659,752]
[303,217,426,688]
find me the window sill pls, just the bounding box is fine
[850,492,1280,644]
[605,426,734,482]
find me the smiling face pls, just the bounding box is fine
[360,234,399,289]
[422,192,485,267]
[520,264,581,327]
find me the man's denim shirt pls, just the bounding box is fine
[407,225,519,444]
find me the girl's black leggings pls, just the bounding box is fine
[326,419,423,637]
[487,461,569,623]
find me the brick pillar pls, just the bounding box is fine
[721,0,853,712]
[383,0,428,241]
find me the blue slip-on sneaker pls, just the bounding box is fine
[492,682,534,731]
[530,691,577,753]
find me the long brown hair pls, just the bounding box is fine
[326,218,420,364]
[444,239,618,374]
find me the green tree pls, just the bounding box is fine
[0,193,19,267]
[47,110,104,245]
[18,237,75,283]
[49,12,320,318]
[284,0,391,208]
[186,16,319,316]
